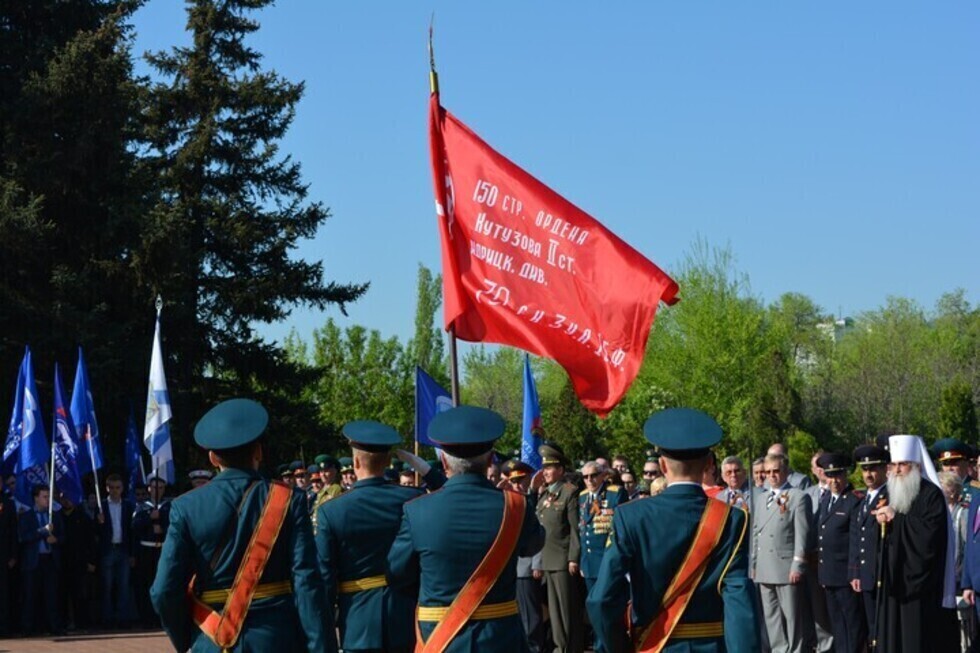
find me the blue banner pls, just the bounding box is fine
[125,406,144,500]
[415,366,452,447]
[71,347,104,476]
[2,355,25,478]
[52,363,84,505]
[3,348,49,505]
[521,354,543,470]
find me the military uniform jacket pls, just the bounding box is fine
[848,486,888,588]
[585,483,759,653]
[316,476,422,652]
[537,481,580,571]
[961,490,980,592]
[387,473,544,653]
[750,484,811,584]
[816,489,862,587]
[133,500,171,554]
[150,468,334,653]
[578,483,628,579]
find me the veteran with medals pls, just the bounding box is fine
[150,398,333,652]
[387,405,544,652]
[586,408,758,653]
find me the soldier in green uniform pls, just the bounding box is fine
[316,421,422,653]
[310,455,343,534]
[387,405,545,652]
[933,438,980,500]
[150,398,333,652]
[586,408,759,652]
[537,441,584,653]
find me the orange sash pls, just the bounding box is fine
[188,481,292,651]
[415,489,526,653]
[636,499,731,653]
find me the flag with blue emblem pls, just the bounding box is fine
[415,366,452,447]
[144,304,175,484]
[521,354,544,470]
[2,355,25,478]
[52,363,84,505]
[125,406,144,500]
[70,346,104,477]
[2,347,49,505]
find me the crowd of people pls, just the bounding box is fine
[1,397,976,653]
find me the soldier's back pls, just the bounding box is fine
[151,468,331,653]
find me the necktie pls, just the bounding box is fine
[767,490,777,509]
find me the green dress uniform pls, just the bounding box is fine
[150,399,334,653]
[586,408,759,653]
[537,441,583,653]
[387,406,545,653]
[315,421,423,653]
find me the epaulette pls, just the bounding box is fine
[971,480,980,489]
[579,489,590,496]
[606,485,621,492]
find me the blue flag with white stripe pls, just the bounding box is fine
[144,311,175,484]
[52,363,84,505]
[71,347,104,477]
[2,355,25,478]
[521,354,544,470]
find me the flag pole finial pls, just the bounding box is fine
[155,294,163,314]
[428,15,439,95]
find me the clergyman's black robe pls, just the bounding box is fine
[877,479,958,653]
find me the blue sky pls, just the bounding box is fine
[131,2,979,347]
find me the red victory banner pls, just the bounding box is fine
[429,95,679,416]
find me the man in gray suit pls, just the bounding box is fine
[767,443,813,490]
[753,453,812,653]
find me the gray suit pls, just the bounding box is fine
[752,484,812,653]
[789,470,812,490]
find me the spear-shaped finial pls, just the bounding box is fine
[428,14,439,95]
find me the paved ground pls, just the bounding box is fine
[0,630,171,652]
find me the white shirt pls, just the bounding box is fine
[107,498,123,543]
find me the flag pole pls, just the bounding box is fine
[414,368,420,486]
[48,437,56,523]
[429,18,460,407]
[87,426,103,512]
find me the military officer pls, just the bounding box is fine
[339,457,356,490]
[933,438,980,500]
[537,441,584,653]
[316,421,423,653]
[814,453,866,653]
[310,455,343,534]
[586,408,759,652]
[187,469,213,490]
[150,398,333,652]
[387,405,544,652]
[132,474,170,628]
[277,464,293,487]
[503,459,547,653]
[848,443,889,647]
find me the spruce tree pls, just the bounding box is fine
[139,0,366,451]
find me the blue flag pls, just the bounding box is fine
[415,366,452,447]
[144,309,175,484]
[521,354,544,470]
[124,407,143,500]
[71,347,104,477]
[52,363,84,505]
[2,356,25,478]
[3,348,49,505]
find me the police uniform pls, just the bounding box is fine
[848,444,889,644]
[537,442,584,653]
[387,405,544,652]
[814,453,866,653]
[150,398,333,652]
[316,421,422,653]
[586,408,759,653]
[132,480,170,628]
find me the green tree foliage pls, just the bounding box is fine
[406,264,448,387]
[936,379,979,445]
[137,0,366,452]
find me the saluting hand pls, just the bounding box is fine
[530,470,546,493]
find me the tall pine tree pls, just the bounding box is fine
[139,0,366,455]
